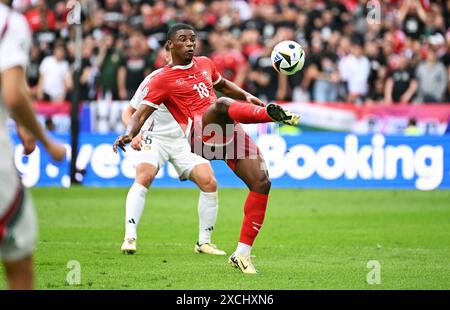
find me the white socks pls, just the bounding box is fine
[236,242,252,257]
[125,183,148,240]
[198,191,218,245]
[124,186,218,244]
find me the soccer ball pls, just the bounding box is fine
[271,40,305,75]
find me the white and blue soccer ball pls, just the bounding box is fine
[271,40,305,76]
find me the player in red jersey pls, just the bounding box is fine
[113,23,299,274]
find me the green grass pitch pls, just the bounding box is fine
[1,187,449,289]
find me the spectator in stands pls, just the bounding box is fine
[247,45,281,103]
[366,41,387,98]
[27,44,42,100]
[415,48,448,103]
[24,0,59,50]
[240,27,264,64]
[396,0,428,40]
[118,32,151,100]
[404,118,422,136]
[79,36,97,102]
[366,78,385,105]
[384,54,417,104]
[140,2,168,46]
[11,0,449,108]
[427,9,446,37]
[96,32,123,100]
[209,31,248,88]
[24,0,56,33]
[309,39,339,103]
[338,37,370,104]
[37,41,71,102]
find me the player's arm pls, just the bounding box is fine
[122,104,136,127]
[16,124,36,155]
[113,103,156,152]
[2,66,65,161]
[114,73,166,152]
[121,104,145,151]
[214,77,265,106]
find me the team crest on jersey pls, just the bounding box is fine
[201,69,209,78]
[142,136,152,151]
[176,78,185,85]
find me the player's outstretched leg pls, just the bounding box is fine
[207,97,300,126]
[189,163,226,255]
[227,156,271,274]
[121,163,157,254]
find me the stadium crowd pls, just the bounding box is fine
[12,0,450,105]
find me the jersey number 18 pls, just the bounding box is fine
[193,82,210,99]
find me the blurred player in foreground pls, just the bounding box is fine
[114,24,299,274]
[121,46,225,256]
[0,1,65,289]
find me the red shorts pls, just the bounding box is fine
[190,122,261,171]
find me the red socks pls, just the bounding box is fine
[228,101,273,124]
[239,191,269,246]
[226,101,271,246]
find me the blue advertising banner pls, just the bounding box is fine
[12,133,450,190]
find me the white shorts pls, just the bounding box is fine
[132,132,209,179]
[0,189,37,262]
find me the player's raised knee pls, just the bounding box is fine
[216,97,233,108]
[211,97,233,114]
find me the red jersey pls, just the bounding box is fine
[141,56,222,135]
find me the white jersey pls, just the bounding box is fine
[0,4,31,216]
[129,69,184,139]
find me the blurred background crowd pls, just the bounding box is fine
[12,0,450,106]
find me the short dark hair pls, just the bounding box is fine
[54,40,66,50]
[351,34,364,47]
[167,23,195,41]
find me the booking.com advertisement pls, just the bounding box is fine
[12,133,450,190]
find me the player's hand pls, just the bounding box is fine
[130,133,143,151]
[113,135,132,153]
[17,125,36,155]
[45,140,66,162]
[245,93,265,107]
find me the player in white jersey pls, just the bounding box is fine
[0,2,65,289]
[120,62,225,256]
